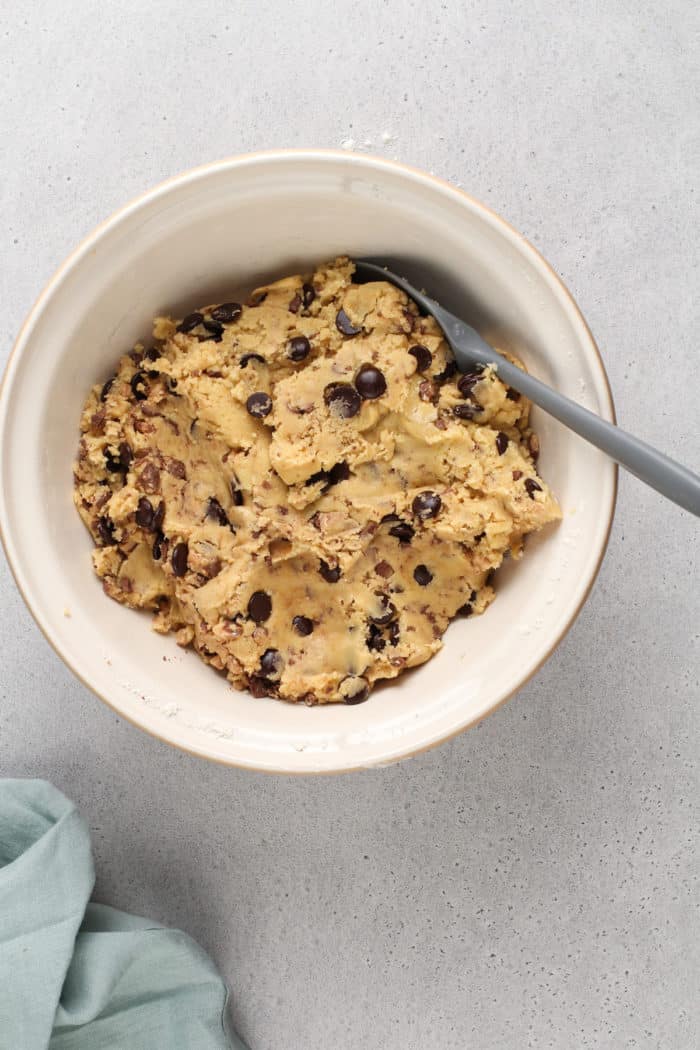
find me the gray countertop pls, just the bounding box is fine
[1,3,698,1047]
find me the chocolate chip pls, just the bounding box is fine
[434,360,457,384]
[454,402,482,420]
[248,290,268,306]
[248,590,272,623]
[177,312,203,333]
[380,512,399,523]
[408,344,432,372]
[146,369,160,379]
[246,392,272,418]
[512,470,523,481]
[260,648,283,678]
[167,459,186,479]
[202,319,224,341]
[205,497,228,526]
[104,447,124,473]
[354,364,387,400]
[528,433,540,462]
[506,387,520,401]
[249,675,275,698]
[413,564,433,586]
[418,379,439,404]
[171,542,188,577]
[457,603,473,616]
[473,530,486,543]
[152,501,165,531]
[292,615,314,636]
[100,376,115,401]
[319,559,341,583]
[496,432,509,455]
[230,479,244,506]
[144,345,161,361]
[341,675,370,704]
[367,624,386,652]
[329,461,350,484]
[388,621,400,647]
[389,521,415,545]
[323,382,361,418]
[96,515,116,547]
[369,593,398,625]
[135,497,154,529]
[412,491,442,521]
[288,293,302,314]
[210,302,242,323]
[457,371,483,398]
[139,462,161,494]
[130,371,148,401]
[375,560,394,578]
[302,282,316,308]
[288,335,311,362]
[525,478,542,499]
[240,353,266,368]
[335,308,362,337]
[152,532,165,560]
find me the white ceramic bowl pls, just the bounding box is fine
[0,151,616,773]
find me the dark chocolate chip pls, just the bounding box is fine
[260,648,283,678]
[119,443,133,470]
[375,560,394,578]
[496,432,509,455]
[434,360,457,384]
[202,319,224,341]
[367,623,386,652]
[135,497,154,529]
[104,447,124,473]
[412,490,442,521]
[177,312,203,333]
[130,371,148,401]
[248,290,267,306]
[512,469,523,481]
[152,501,165,531]
[205,497,228,527]
[171,542,188,577]
[210,302,242,323]
[144,345,161,361]
[152,532,165,560]
[96,515,116,547]
[369,594,398,626]
[335,308,362,337]
[288,293,302,313]
[506,387,520,401]
[408,344,432,372]
[454,402,482,420]
[246,392,272,418]
[323,382,361,419]
[457,603,473,617]
[166,459,186,479]
[302,282,316,308]
[240,353,266,368]
[146,369,160,379]
[474,530,486,543]
[524,478,542,499]
[388,621,400,647]
[457,371,483,398]
[319,559,341,583]
[248,590,272,623]
[230,479,244,506]
[413,564,433,586]
[388,521,415,545]
[354,364,387,400]
[328,461,350,484]
[288,336,311,362]
[380,512,399,523]
[292,615,314,636]
[100,376,115,401]
[341,676,370,704]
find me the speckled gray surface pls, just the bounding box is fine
[1,3,699,1048]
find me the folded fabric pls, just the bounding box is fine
[0,779,246,1050]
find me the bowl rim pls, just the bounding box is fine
[0,148,618,774]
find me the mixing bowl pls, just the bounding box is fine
[0,151,616,772]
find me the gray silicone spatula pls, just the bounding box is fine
[354,259,700,517]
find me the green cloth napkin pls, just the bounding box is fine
[0,779,246,1050]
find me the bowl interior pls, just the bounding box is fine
[0,153,615,772]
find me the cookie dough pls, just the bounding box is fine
[74,258,561,704]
